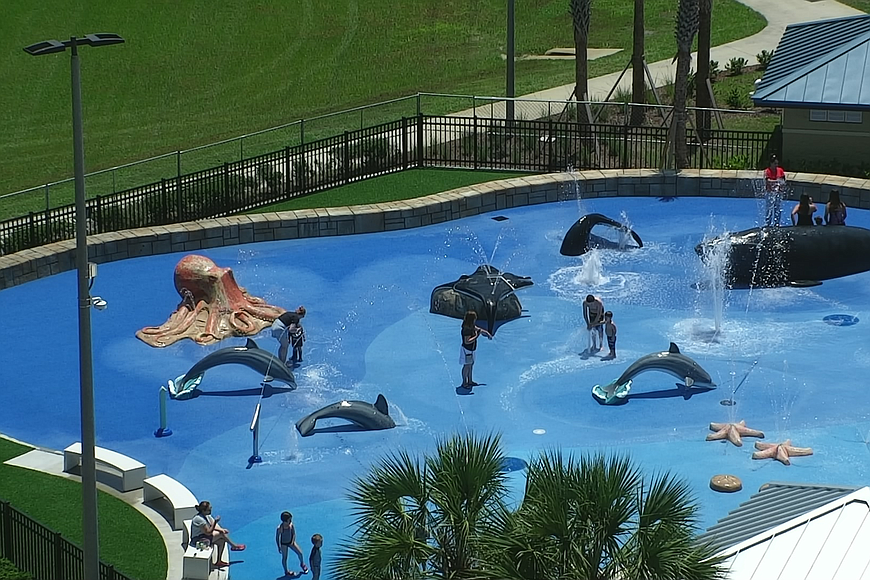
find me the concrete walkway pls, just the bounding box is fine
[453,0,863,117]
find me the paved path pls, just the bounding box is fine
[454,0,863,117]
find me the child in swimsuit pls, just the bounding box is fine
[604,311,617,359]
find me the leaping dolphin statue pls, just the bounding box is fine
[592,342,716,405]
[560,213,643,256]
[695,225,870,288]
[295,394,396,436]
[167,338,297,400]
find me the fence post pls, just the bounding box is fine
[240,138,244,162]
[622,125,630,169]
[176,150,182,180]
[416,93,421,117]
[223,163,231,215]
[28,212,35,245]
[473,115,478,170]
[175,166,183,222]
[300,119,306,146]
[95,196,102,233]
[45,183,50,213]
[416,114,424,168]
[1,501,11,558]
[284,147,291,196]
[343,132,351,184]
[547,119,555,172]
[401,117,408,169]
[54,531,64,580]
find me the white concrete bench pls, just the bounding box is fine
[63,442,146,492]
[183,519,229,580]
[143,474,198,530]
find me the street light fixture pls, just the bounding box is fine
[23,33,124,580]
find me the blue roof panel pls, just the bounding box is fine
[753,14,870,109]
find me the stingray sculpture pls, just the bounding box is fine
[137,254,286,347]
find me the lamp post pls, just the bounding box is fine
[506,0,516,122]
[23,33,124,580]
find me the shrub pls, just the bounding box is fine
[0,558,31,580]
[756,49,774,70]
[725,87,749,109]
[612,86,633,104]
[686,71,697,100]
[726,57,748,76]
[709,60,721,81]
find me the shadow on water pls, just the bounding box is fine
[192,384,296,398]
[626,384,716,401]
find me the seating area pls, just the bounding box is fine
[144,473,199,530]
[183,519,230,580]
[62,442,146,492]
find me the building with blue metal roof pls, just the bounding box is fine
[752,14,870,168]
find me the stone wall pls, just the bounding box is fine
[2,169,868,291]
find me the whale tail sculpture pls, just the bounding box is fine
[560,213,643,257]
[295,394,396,437]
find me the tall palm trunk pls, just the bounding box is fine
[630,0,646,126]
[695,0,712,140]
[570,0,592,123]
[674,0,699,170]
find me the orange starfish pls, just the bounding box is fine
[752,440,813,466]
[706,420,765,447]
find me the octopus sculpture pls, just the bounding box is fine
[136,254,286,347]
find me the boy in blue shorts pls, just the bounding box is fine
[604,311,617,359]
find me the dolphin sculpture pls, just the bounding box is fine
[295,394,396,437]
[695,225,870,288]
[560,213,643,256]
[430,265,534,334]
[592,342,716,405]
[167,338,296,400]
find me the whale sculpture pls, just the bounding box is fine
[167,338,296,400]
[430,265,533,334]
[295,394,396,437]
[592,342,716,405]
[560,213,643,256]
[695,225,870,288]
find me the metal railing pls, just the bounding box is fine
[0,114,777,256]
[0,501,133,580]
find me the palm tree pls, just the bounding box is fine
[673,0,700,169]
[695,0,713,140]
[630,0,646,126]
[570,0,593,122]
[332,432,507,579]
[481,451,726,580]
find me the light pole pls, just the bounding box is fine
[23,33,124,580]
[506,0,516,122]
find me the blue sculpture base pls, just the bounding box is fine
[154,427,173,438]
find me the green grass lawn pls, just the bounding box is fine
[835,0,870,13]
[0,438,167,580]
[253,168,529,213]
[1,0,765,209]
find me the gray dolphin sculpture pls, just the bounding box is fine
[295,394,396,437]
[560,213,643,256]
[167,338,296,400]
[592,342,716,405]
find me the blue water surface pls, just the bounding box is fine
[3,195,870,580]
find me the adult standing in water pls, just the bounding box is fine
[460,310,492,390]
[583,294,605,353]
[763,154,787,226]
[825,189,848,225]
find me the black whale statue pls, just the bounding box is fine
[695,225,870,288]
[560,213,643,256]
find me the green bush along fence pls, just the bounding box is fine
[0,115,775,255]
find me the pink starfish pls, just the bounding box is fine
[752,440,813,466]
[706,420,765,447]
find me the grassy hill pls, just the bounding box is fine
[1,0,765,202]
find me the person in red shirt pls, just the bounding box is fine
[762,154,786,226]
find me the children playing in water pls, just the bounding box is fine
[583,294,605,353]
[289,321,306,364]
[603,311,617,359]
[276,511,307,577]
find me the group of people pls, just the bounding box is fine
[764,155,848,227]
[189,500,323,578]
[583,294,617,360]
[271,305,308,366]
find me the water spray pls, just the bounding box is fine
[720,360,759,406]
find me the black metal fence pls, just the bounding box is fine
[0,115,776,255]
[0,501,133,580]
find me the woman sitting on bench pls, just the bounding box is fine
[190,500,246,567]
